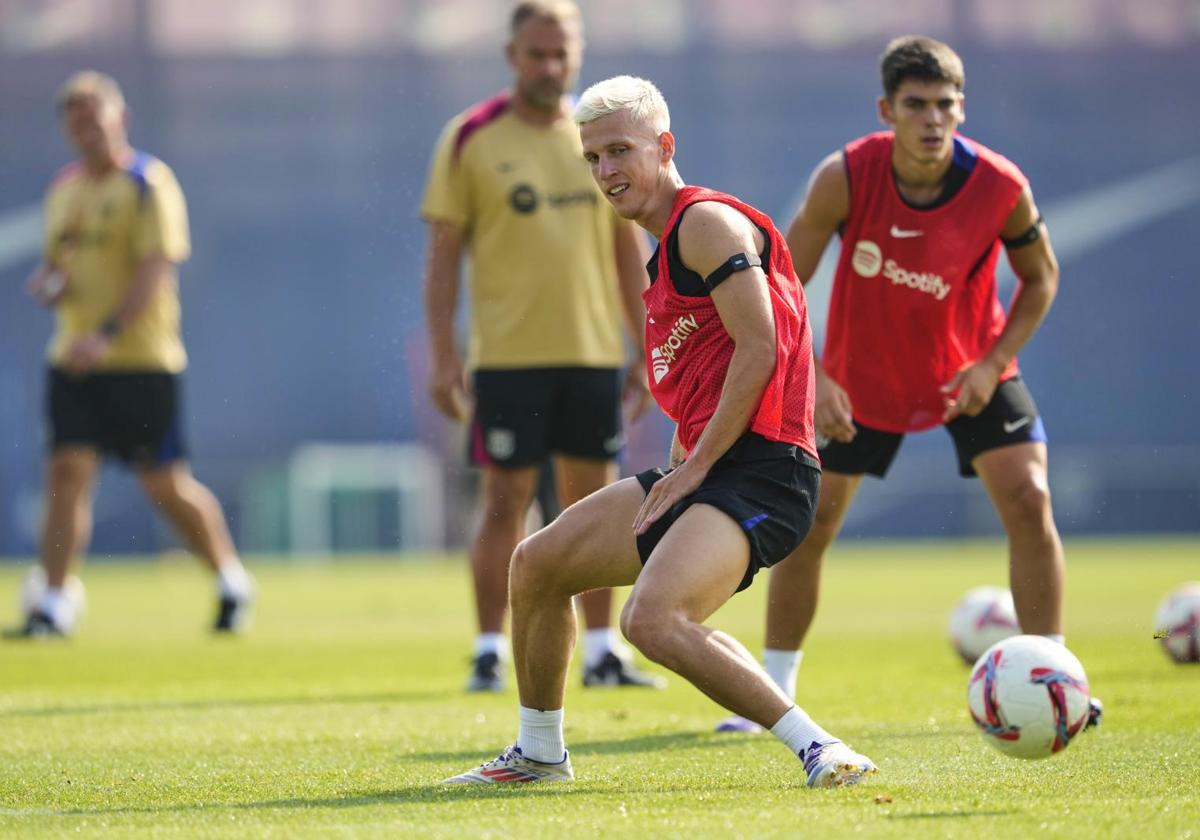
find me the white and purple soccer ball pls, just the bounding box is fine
[949,585,1020,665]
[1154,582,1200,664]
[967,635,1091,760]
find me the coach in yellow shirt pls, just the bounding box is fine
[10,71,253,638]
[422,1,661,692]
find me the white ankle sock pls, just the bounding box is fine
[770,705,836,760]
[1041,633,1065,646]
[583,627,622,667]
[763,648,803,700]
[216,561,252,599]
[39,587,74,630]
[474,633,506,658]
[517,705,566,764]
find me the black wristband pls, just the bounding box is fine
[100,317,121,339]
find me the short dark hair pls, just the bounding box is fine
[510,1,581,39]
[880,36,964,99]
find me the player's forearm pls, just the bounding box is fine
[684,338,775,471]
[985,270,1058,370]
[424,268,460,357]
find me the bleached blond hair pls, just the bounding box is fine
[574,75,669,133]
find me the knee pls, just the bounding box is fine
[619,598,680,667]
[480,488,531,525]
[139,469,183,504]
[1001,477,1053,526]
[46,455,93,494]
[509,532,561,600]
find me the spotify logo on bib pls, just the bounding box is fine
[852,240,882,277]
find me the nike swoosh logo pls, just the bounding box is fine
[1004,417,1032,434]
[890,225,924,238]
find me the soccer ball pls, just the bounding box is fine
[1154,582,1200,663]
[19,566,87,630]
[967,635,1090,760]
[949,585,1020,665]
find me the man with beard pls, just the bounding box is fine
[421,1,660,692]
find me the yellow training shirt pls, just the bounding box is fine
[421,93,625,369]
[43,151,190,372]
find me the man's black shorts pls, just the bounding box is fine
[634,432,821,594]
[47,368,188,468]
[819,376,1047,478]
[469,367,623,468]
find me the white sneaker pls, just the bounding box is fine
[442,745,574,784]
[802,740,878,788]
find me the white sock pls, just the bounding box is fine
[39,587,75,630]
[1042,633,1066,646]
[517,705,566,764]
[474,633,507,659]
[216,561,252,600]
[583,627,623,667]
[770,705,837,760]
[763,648,803,700]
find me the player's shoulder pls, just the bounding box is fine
[443,91,514,161]
[47,161,84,195]
[844,130,892,159]
[677,197,758,252]
[959,135,1027,187]
[123,151,181,197]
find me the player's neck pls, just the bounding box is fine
[890,147,953,206]
[640,173,686,240]
[509,93,569,127]
[80,143,133,177]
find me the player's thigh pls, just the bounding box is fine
[548,367,623,461]
[553,454,617,507]
[478,463,540,519]
[99,372,188,468]
[811,470,865,532]
[628,503,750,623]
[469,368,554,468]
[44,446,100,495]
[46,367,101,453]
[515,476,646,594]
[972,441,1052,515]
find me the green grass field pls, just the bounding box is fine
[1,538,1197,838]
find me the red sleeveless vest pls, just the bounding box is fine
[824,131,1025,432]
[645,186,817,457]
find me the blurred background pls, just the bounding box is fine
[1,0,1197,560]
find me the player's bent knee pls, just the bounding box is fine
[620,599,681,667]
[1001,478,1053,524]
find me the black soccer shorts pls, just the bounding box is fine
[819,376,1047,478]
[634,432,821,593]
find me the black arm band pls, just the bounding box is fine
[1001,215,1044,250]
[100,317,121,339]
[703,252,762,291]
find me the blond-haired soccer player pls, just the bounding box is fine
[421,1,661,691]
[8,71,252,637]
[442,76,876,787]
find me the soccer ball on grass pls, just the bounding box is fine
[967,634,1090,760]
[1154,582,1200,663]
[949,585,1020,665]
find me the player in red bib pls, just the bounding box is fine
[444,75,877,789]
[716,36,1100,734]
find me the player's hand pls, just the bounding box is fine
[26,265,68,307]
[815,367,856,443]
[428,353,469,422]
[621,362,654,423]
[941,358,1003,422]
[632,458,708,535]
[62,333,112,374]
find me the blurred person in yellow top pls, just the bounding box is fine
[422,1,662,691]
[7,71,253,638]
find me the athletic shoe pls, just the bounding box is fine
[442,745,574,784]
[802,740,878,788]
[582,651,666,688]
[2,610,67,639]
[715,715,764,734]
[1084,696,1103,730]
[213,593,252,633]
[466,651,505,692]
